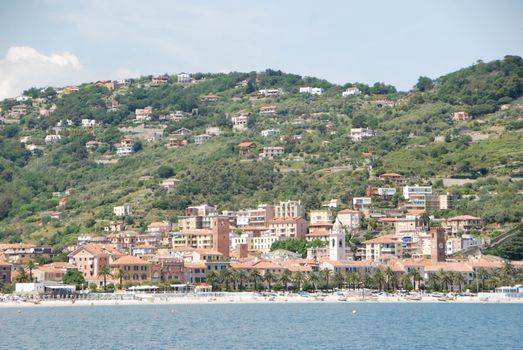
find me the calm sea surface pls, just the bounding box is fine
[1,303,522,350]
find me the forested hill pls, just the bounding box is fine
[0,55,522,252]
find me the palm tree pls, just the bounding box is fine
[453,272,466,292]
[373,269,385,291]
[400,273,413,291]
[16,267,28,283]
[249,270,262,291]
[27,260,35,282]
[219,269,233,291]
[409,269,423,290]
[206,271,219,291]
[279,270,292,291]
[236,269,248,291]
[384,267,395,291]
[264,271,275,291]
[98,266,112,292]
[437,270,452,292]
[334,271,345,289]
[292,271,306,291]
[321,268,332,289]
[428,272,440,291]
[476,267,489,291]
[349,272,361,290]
[229,269,239,290]
[306,271,319,291]
[443,272,454,292]
[114,268,125,289]
[362,272,373,289]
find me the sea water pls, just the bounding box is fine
[1,303,522,349]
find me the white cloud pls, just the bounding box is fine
[0,46,84,99]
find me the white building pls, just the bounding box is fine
[353,197,372,209]
[116,146,134,156]
[194,134,211,144]
[342,87,361,96]
[329,219,346,261]
[322,199,341,209]
[260,147,284,159]
[275,200,305,218]
[113,205,132,217]
[403,185,433,199]
[15,283,45,294]
[310,210,332,225]
[350,128,376,142]
[232,115,249,131]
[299,87,324,95]
[177,72,192,83]
[45,134,61,143]
[258,88,282,97]
[377,187,397,197]
[135,107,153,121]
[236,211,250,227]
[261,129,280,137]
[251,235,279,253]
[81,119,98,127]
[337,209,361,229]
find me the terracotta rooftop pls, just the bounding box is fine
[269,217,306,224]
[184,262,206,269]
[253,261,283,270]
[338,209,359,214]
[238,142,256,148]
[448,215,481,221]
[111,255,150,265]
[194,248,223,256]
[363,234,399,244]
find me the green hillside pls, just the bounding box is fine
[0,56,522,253]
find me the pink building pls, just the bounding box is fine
[269,217,308,239]
[68,244,123,283]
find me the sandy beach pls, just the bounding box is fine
[1,292,522,308]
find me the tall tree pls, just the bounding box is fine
[373,269,385,291]
[292,271,305,291]
[98,266,112,292]
[279,270,291,291]
[248,270,262,291]
[264,271,275,291]
[27,260,35,282]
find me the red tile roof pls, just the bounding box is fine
[111,255,150,265]
[448,215,481,221]
[363,234,399,244]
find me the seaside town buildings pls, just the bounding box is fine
[3,183,520,292]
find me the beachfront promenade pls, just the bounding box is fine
[2,289,522,308]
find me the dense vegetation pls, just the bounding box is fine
[0,56,522,257]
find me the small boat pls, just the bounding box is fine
[338,297,348,302]
[32,300,41,305]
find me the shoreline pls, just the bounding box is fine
[1,294,522,308]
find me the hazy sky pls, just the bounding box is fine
[0,0,522,98]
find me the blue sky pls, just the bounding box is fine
[0,0,522,98]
